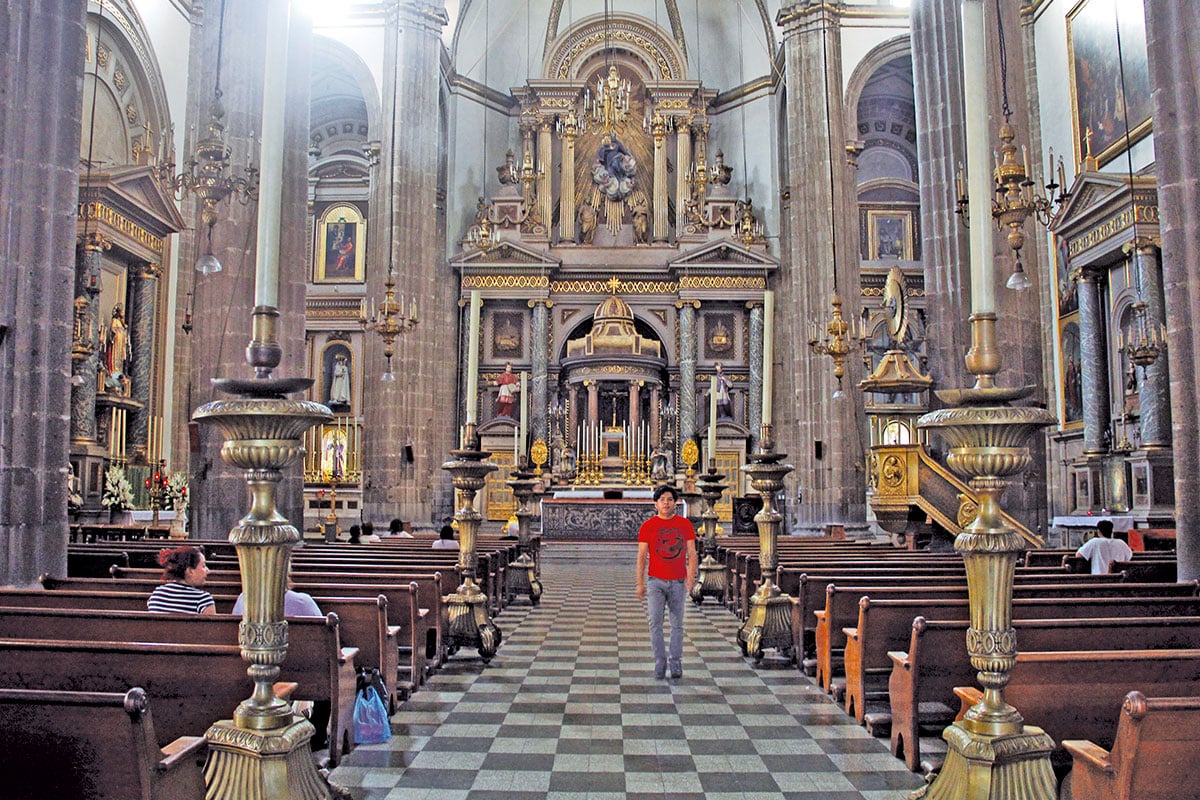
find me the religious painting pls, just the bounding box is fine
[320,425,348,481]
[1060,318,1084,426]
[867,210,913,260]
[490,311,525,359]
[1067,0,1152,167]
[314,203,366,283]
[1054,235,1078,317]
[703,313,736,361]
[320,342,353,411]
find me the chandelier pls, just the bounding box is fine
[363,267,418,382]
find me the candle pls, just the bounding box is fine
[514,428,519,462]
[465,290,482,424]
[762,290,775,426]
[961,0,995,315]
[252,0,291,308]
[708,375,718,467]
[518,372,528,460]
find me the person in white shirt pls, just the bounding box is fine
[1076,520,1133,575]
[432,523,459,550]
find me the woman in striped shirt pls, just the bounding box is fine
[146,546,216,615]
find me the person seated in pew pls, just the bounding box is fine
[433,523,459,550]
[1077,520,1133,575]
[360,520,381,543]
[347,524,362,544]
[146,546,216,615]
[388,517,414,538]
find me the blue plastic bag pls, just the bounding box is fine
[353,685,391,744]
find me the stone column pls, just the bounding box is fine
[628,381,641,435]
[652,115,668,242]
[911,0,970,391]
[650,385,661,445]
[1145,0,1200,580]
[128,261,160,458]
[1077,268,1110,455]
[531,300,549,443]
[675,124,692,235]
[1130,242,1171,447]
[362,1,452,524]
[71,236,107,445]
[0,0,84,585]
[748,300,764,441]
[678,301,698,444]
[777,2,862,530]
[538,121,553,237]
[559,119,577,242]
[568,384,579,444]
[586,381,599,433]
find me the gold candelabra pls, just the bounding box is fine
[1118,299,1166,368]
[808,295,865,394]
[144,460,168,527]
[363,267,418,381]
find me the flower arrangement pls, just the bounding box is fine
[164,472,189,514]
[101,464,134,510]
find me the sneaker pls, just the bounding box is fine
[669,661,682,679]
[654,662,667,680]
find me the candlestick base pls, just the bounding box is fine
[690,467,728,606]
[909,724,1056,800]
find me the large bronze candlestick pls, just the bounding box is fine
[690,465,728,605]
[192,307,335,800]
[441,423,502,662]
[736,425,795,663]
[505,462,543,605]
[912,312,1057,800]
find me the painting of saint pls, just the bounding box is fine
[324,221,356,279]
[1061,320,1083,425]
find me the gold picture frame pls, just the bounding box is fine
[314,203,366,283]
[1066,0,1152,167]
[867,209,913,261]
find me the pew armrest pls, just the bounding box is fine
[1061,739,1113,774]
[888,650,911,670]
[159,735,207,770]
[273,681,298,701]
[339,645,360,666]
[953,686,982,720]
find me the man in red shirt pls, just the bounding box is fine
[636,484,698,679]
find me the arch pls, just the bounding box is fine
[310,35,380,157]
[543,13,690,82]
[843,35,912,143]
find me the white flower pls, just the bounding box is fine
[102,465,134,510]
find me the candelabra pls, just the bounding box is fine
[586,65,630,133]
[144,460,168,527]
[505,463,543,606]
[1118,300,1166,368]
[680,439,699,491]
[690,466,728,605]
[807,295,866,396]
[158,88,259,274]
[363,267,418,381]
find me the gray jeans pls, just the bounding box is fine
[645,576,686,669]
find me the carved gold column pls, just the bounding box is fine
[505,463,543,605]
[690,465,728,605]
[440,422,502,661]
[736,425,795,662]
[193,309,335,800]
[559,111,578,242]
[911,314,1057,800]
[537,118,553,238]
[675,117,692,234]
[652,113,668,242]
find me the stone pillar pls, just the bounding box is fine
[777,2,863,530]
[678,301,698,444]
[652,115,668,242]
[1077,268,1110,455]
[675,124,692,236]
[650,385,661,445]
[538,121,553,237]
[362,1,452,525]
[531,300,549,443]
[748,300,764,441]
[559,119,577,242]
[1145,0,1200,580]
[586,381,599,433]
[911,0,970,391]
[1130,242,1171,447]
[128,262,160,458]
[71,236,107,445]
[628,381,641,435]
[0,0,84,585]
[568,384,579,444]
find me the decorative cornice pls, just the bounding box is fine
[77,202,163,255]
[463,275,551,290]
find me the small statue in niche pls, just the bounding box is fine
[497,149,518,185]
[577,203,598,244]
[629,192,650,244]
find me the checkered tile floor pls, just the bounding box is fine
[329,544,926,800]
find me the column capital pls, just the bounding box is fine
[676,299,701,310]
[76,231,113,252]
[777,1,843,35]
[396,1,449,34]
[1122,235,1162,255]
[527,298,553,308]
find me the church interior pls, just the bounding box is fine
[2,0,1200,798]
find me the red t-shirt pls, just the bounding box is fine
[638,514,696,580]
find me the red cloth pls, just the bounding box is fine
[638,514,696,580]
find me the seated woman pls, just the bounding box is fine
[146,546,216,615]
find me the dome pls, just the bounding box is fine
[593,293,634,324]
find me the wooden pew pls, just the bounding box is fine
[886,615,1200,772]
[0,638,299,752]
[0,608,359,766]
[816,581,1199,694]
[0,687,208,800]
[950,650,1200,781]
[1062,692,1200,800]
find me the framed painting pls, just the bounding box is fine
[490,310,525,359]
[1060,318,1083,427]
[867,210,913,260]
[1067,0,1152,167]
[314,203,366,283]
[1054,235,1078,317]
